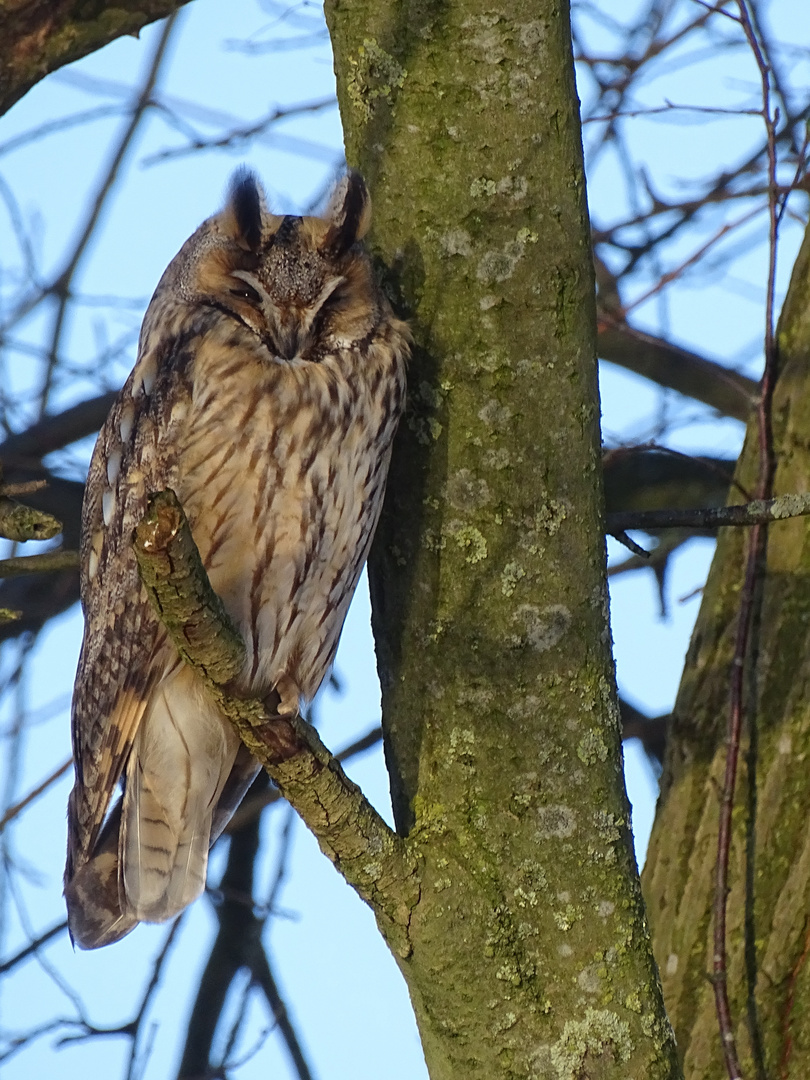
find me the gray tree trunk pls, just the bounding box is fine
[326,1,680,1076]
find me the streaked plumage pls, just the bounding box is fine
[64,170,409,948]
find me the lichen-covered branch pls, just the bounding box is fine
[607,491,810,533]
[0,465,63,542]
[132,490,420,956]
[0,498,62,543]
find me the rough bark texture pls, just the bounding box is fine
[642,222,810,1077]
[326,0,680,1076]
[0,1,190,117]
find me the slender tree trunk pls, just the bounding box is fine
[326,1,680,1076]
[643,223,810,1077]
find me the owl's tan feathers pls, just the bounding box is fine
[65,171,409,948]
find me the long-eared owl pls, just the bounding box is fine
[64,171,410,949]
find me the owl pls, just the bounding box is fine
[64,170,410,949]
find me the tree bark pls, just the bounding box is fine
[0,2,190,117]
[642,222,810,1077]
[326,0,679,1076]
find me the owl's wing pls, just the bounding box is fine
[65,349,190,885]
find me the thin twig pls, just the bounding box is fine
[0,551,80,578]
[125,919,184,1080]
[0,759,71,833]
[0,921,67,976]
[608,530,651,557]
[622,205,764,315]
[607,491,810,533]
[37,14,180,414]
[251,948,315,1080]
[141,96,336,165]
[713,5,780,1078]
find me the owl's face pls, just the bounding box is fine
[149,171,380,364]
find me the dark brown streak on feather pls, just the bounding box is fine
[182,428,232,469]
[237,384,264,436]
[248,545,272,685]
[247,442,263,476]
[212,357,250,385]
[297,443,320,482]
[202,507,233,569]
[253,461,276,526]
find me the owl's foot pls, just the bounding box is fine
[273,672,301,717]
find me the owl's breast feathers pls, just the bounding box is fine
[177,314,407,702]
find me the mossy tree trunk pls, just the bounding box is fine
[325,1,680,1076]
[642,225,810,1078]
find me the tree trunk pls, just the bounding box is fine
[643,222,810,1077]
[325,0,680,1076]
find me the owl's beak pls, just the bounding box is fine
[275,308,306,360]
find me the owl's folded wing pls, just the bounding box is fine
[65,353,188,883]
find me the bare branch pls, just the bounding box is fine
[0,392,116,461]
[598,316,757,421]
[607,491,810,533]
[0,3,192,118]
[37,15,180,412]
[0,759,71,833]
[0,921,66,977]
[0,551,80,577]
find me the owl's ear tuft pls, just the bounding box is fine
[322,171,372,257]
[225,168,264,252]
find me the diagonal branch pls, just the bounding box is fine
[0,392,116,462]
[0,551,79,578]
[598,314,757,421]
[132,489,420,958]
[37,14,180,413]
[0,2,193,118]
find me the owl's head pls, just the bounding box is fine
[149,169,383,362]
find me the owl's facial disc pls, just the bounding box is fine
[229,269,346,361]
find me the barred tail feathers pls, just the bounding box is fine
[120,667,241,922]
